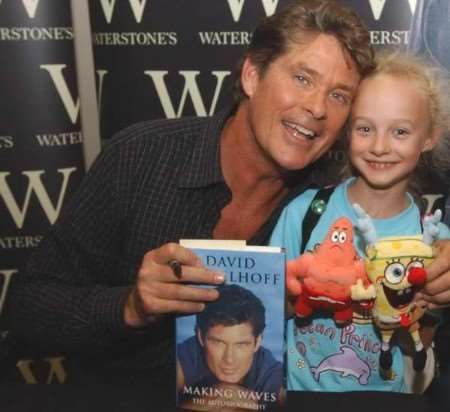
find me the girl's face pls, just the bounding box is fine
[349,73,438,192]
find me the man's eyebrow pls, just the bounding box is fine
[207,334,254,343]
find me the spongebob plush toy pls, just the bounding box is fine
[353,204,441,377]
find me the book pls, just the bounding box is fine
[176,239,285,411]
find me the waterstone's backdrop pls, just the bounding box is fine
[0,0,85,383]
[0,0,449,384]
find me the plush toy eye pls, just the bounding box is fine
[384,262,405,284]
[331,231,340,242]
[406,259,424,271]
[338,232,347,243]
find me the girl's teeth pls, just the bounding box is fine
[369,162,392,169]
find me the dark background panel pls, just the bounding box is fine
[89,0,294,139]
[0,0,85,268]
[0,0,85,375]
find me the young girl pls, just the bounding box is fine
[270,51,450,392]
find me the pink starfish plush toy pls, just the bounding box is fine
[287,217,374,324]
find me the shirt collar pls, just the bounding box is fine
[179,107,235,189]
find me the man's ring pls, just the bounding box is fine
[168,259,182,278]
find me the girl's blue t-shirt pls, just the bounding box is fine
[270,178,450,392]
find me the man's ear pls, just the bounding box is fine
[196,328,205,347]
[254,335,262,352]
[422,128,441,153]
[241,57,260,98]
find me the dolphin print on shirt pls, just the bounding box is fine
[310,346,371,385]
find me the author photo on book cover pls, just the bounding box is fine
[176,284,283,411]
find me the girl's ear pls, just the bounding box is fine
[241,57,260,98]
[422,128,441,152]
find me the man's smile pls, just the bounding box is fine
[221,368,237,375]
[282,120,319,141]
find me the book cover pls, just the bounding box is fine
[176,240,285,411]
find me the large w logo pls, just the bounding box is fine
[17,357,67,384]
[0,269,17,316]
[99,0,148,23]
[144,70,231,118]
[41,65,80,125]
[368,0,417,20]
[0,168,77,229]
[7,0,41,19]
[226,0,279,22]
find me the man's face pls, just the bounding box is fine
[241,33,361,171]
[198,322,261,385]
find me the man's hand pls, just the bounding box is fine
[124,242,225,327]
[415,240,450,309]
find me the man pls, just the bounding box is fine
[177,285,282,410]
[7,0,450,385]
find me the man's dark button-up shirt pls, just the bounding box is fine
[8,108,312,383]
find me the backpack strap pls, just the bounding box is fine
[300,186,335,254]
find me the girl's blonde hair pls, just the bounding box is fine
[345,50,450,208]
